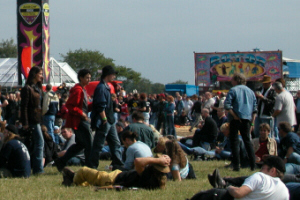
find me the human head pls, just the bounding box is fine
[231,73,247,86]
[61,127,73,140]
[116,122,124,133]
[54,126,60,134]
[220,122,230,137]
[121,131,137,148]
[101,65,118,80]
[276,78,286,88]
[273,82,283,93]
[3,124,19,144]
[140,93,147,101]
[204,92,212,100]
[261,75,272,89]
[26,66,43,88]
[111,93,117,100]
[46,84,52,92]
[278,121,292,137]
[154,137,168,153]
[165,139,187,168]
[259,123,270,140]
[217,108,225,118]
[77,69,91,86]
[132,111,144,122]
[261,156,285,179]
[167,95,174,103]
[297,90,300,98]
[133,93,140,100]
[201,108,210,119]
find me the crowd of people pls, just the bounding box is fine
[1,66,300,199]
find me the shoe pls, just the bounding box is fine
[224,163,233,169]
[208,174,216,188]
[212,169,226,188]
[62,167,75,186]
[55,158,65,172]
[232,167,240,172]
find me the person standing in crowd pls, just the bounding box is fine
[0,85,9,121]
[164,95,176,138]
[139,93,150,124]
[128,93,140,122]
[189,95,202,132]
[42,84,60,142]
[156,94,166,136]
[224,73,257,171]
[294,90,300,132]
[254,75,277,138]
[89,65,123,169]
[55,69,93,172]
[15,91,21,122]
[272,82,296,128]
[0,124,31,178]
[183,95,193,121]
[202,92,215,115]
[111,93,119,123]
[6,93,17,125]
[21,66,44,174]
[175,95,184,124]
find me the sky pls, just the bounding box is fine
[1,1,300,84]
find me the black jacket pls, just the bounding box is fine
[256,86,276,117]
[192,116,218,147]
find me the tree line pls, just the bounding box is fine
[0,38,188,94]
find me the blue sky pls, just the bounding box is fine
[1,1,300,84]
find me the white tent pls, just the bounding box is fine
[0,57,78,88]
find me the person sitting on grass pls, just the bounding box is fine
[121,131,153,170]
[189,156,289,200]
[252,123,277,164]
[164,139,189,181]
[61,154,170,189]
[0,124,31,178]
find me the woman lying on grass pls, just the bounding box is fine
[62,154,170,189]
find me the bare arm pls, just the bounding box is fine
[272,110,281,118]
[134,155,171,175]
[171,170,181,181]
[227,185,252,198]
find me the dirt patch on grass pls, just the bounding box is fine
[175,126,194,138]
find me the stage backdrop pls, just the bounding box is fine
[194,51,282,87]
[17,0,50,85]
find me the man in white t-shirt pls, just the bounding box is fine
[189,156,289,200]
[272,82,296,127]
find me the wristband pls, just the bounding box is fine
[102,117,107,121]
[250,123,254,126]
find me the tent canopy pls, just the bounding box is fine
[0,57,78,88]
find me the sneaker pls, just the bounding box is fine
[62,167,75,186]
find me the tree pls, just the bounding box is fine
[167,80,188,85]
[0,38,17,58]
[60,48,114,80]
[151,82,165,94]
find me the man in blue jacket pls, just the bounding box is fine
[89,65,123,169]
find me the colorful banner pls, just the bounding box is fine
[17,0,50,85]
[194,51,282,86]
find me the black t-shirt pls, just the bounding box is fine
[140,100,150,112]
[114,166,161,189]
[128,99,140,114]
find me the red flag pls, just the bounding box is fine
[21,46,32,78]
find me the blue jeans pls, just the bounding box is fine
[67,157,83,166]
[288,152,300,165]
[217,150,232,159]
[149,112,157,127]
[58,120,93,167]
[43,115,55,142]
[30,124,44,174]
[254,117,274,138]
[165,115,176,138]
[285,163,300,174]
[285,182,300,200]
[89,122,123,169]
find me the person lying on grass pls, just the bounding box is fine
[62,154,170,189]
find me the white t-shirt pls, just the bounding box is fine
[274,90,296,126]
[235,172,289,200]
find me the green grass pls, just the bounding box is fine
[0,160,256,200]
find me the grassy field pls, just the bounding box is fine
[0,160,256,200]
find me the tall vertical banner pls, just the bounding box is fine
[17,0,50,85]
